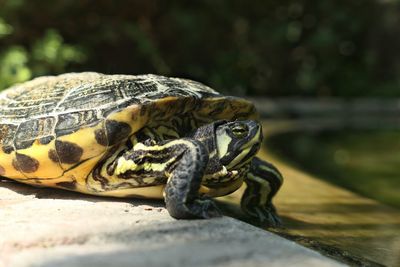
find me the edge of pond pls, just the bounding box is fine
[251,118,400,266]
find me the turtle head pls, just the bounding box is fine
[216,120,262,170]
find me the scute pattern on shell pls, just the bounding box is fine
[0,72,221,147]
[0,72,258,198]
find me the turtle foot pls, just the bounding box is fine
[245,206,282,228]
[166,197,222,219]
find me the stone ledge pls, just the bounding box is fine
[0,180,343,267]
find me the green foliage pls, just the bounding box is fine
[0,28,85,89]
[31,30,86,75]
[0,0,398,97]
[0,18,13,37]
[0,46,30,89]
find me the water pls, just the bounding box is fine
[221,125,400,266]
[267,130,400,209]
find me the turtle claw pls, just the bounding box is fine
[189,198,222,219]
[245,206,282,228]
[166,196,222,219]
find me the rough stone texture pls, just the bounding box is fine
[0,180,343,267]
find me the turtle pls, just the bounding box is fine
[0,72,283,226]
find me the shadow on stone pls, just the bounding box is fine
[0,177,165,208]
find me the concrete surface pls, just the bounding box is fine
[0,179,343,267]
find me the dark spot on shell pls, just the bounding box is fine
[13,153,39,173]
[105,120,132,146]
[48,149,59,163]
[0,165,5,175]
[56,181,77,190]
[95,129,107,146]
[39,136,54,145]
[54,140,83,164]
[2,145,14,154]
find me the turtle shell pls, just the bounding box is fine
[0,72,257,189]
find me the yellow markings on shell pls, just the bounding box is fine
[16,139,63,179]
[195,97,258,121]
[63,153,106,192]
[107,104,148,132]
[56,122,107,171]
[55,104,148,176]
[0,150,22,178]
[12,175,77,189]
[94,184,165,199]
[107,105,147,127]
[151,96,196,119]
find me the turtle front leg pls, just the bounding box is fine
[241,157,283,227]
[111,138,221,219]
[163,139,221,219]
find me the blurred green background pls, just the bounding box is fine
[0,0,400,97]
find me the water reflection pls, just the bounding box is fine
[268,129,400,208]
[266,122,400,266]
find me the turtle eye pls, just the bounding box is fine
[230,123,249,138]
